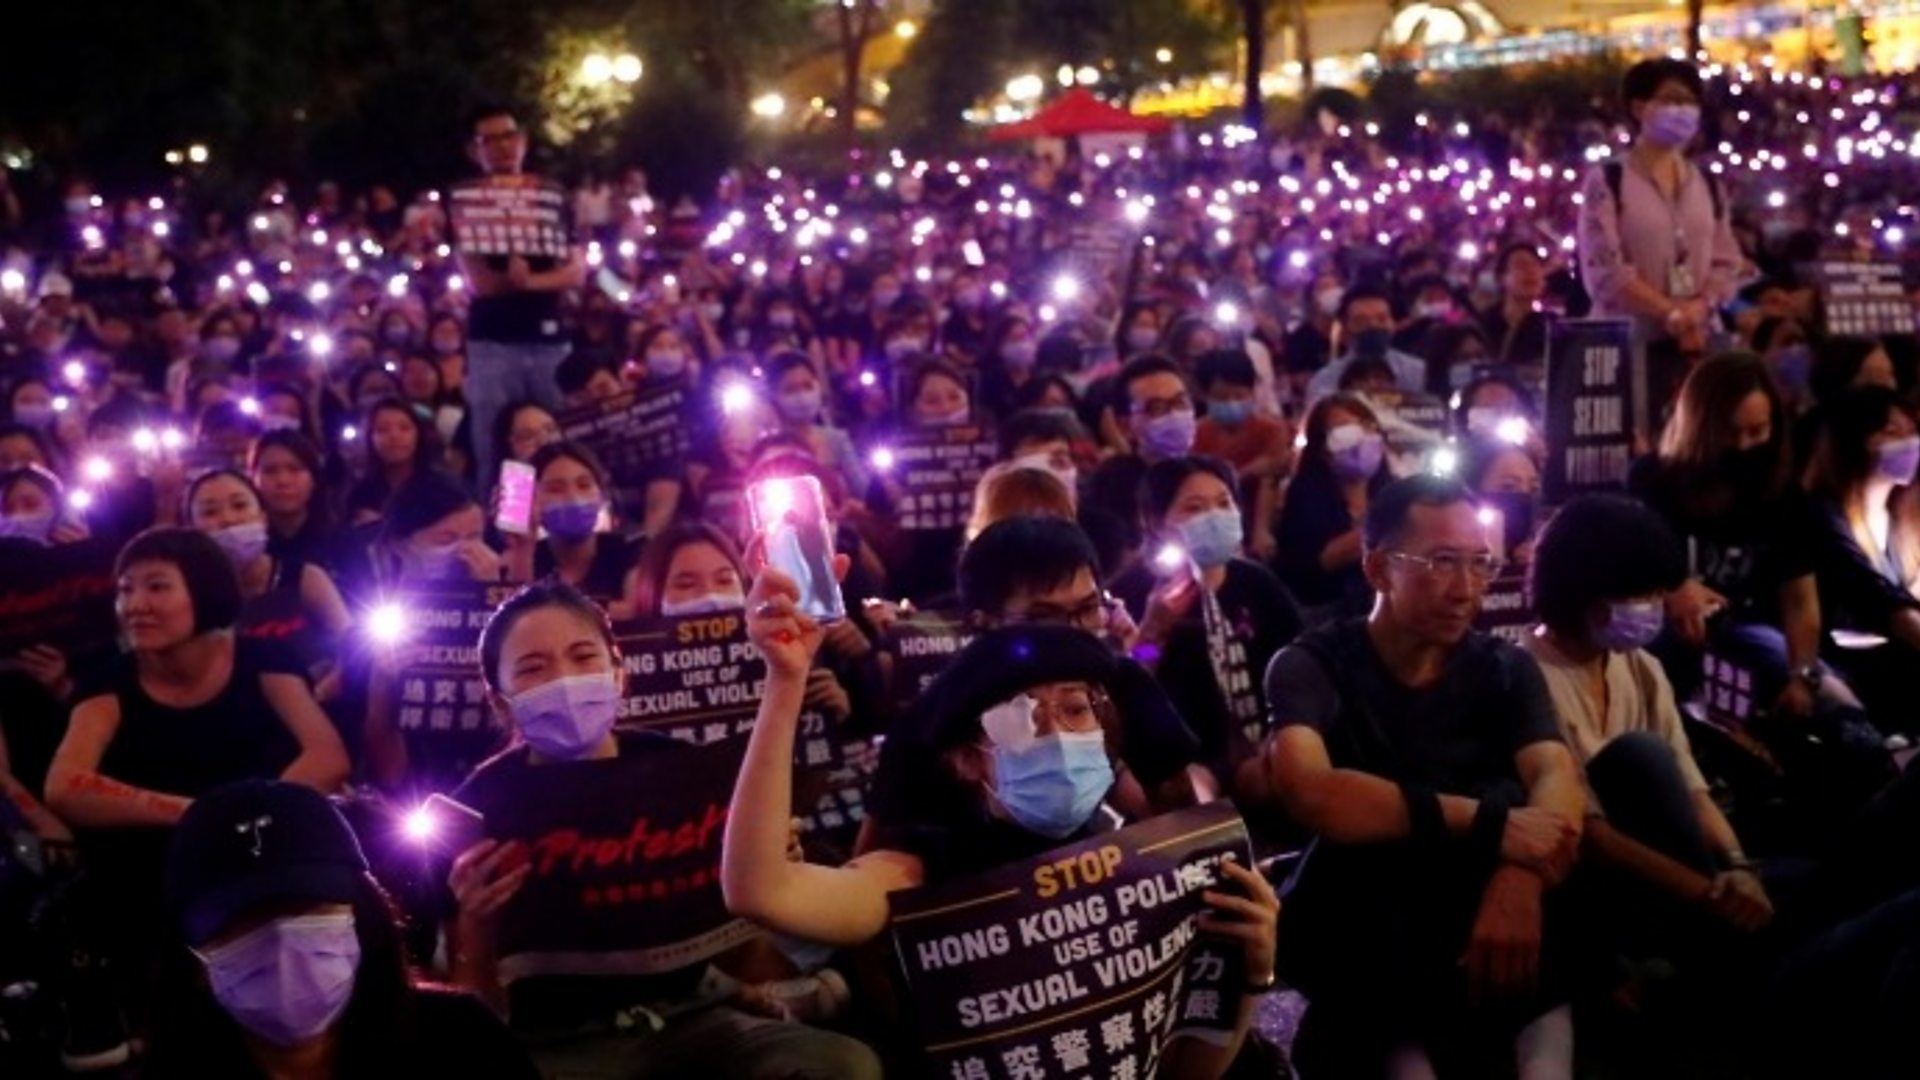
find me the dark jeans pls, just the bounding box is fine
[1281,837,1573,1077]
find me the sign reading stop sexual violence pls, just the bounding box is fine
[888,803,1251,1079]
[1544,318,1640,506]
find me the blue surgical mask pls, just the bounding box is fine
[1208,399,1254,427]
[540,499,603,542]
[510,672,622,759]
[1125,327,1160,353]
[1139,409,1197,458]
[211,521,270,566]
[992,730,1113,838]
[1594,599,1664,652]
[1327,425,1385,481]
[1177,508,1243,569]
[201,913,360,1048]
[1643,103,1701,148]
[411,541,465,581]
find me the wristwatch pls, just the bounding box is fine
[1791,664,1824,693]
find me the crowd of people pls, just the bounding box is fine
[0,51,1918,1077]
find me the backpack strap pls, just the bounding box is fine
[1606,158,1723,219]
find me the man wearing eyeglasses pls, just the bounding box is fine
[1252,475,1587,1077]
[456,105,586,491]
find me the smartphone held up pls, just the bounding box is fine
[747,474,846,624]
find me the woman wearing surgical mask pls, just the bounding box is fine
[1113,457,1303,793]
[1578,57,1739,394]
[980,314,1041,421]
[1805,387,1920,734]
[346,398,442,527]
[906,361,972,428]
[722,605,1277,1073]
[1524,496,1775,944]
[628,522,749,619]
[426,313,469,400]
[1750,315,1816,410]
[1462,437,1543,567]
[1282,272,1345,397]
[441,583,882,1077]
[515,440,634,599]
[360,473,502,791]
[187,470,352,700]
[766,352,868,506]
[145,780,535,1078]
[630,323,699,386]
[1275,393,1389,620]
[7,374,59,433]
[0,464,82,546]
[1116,303,1163,359]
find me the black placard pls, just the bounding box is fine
[449,175,571,259]
[883,610,977,716]
[387,582,521,791]
[884,425,999,532]
[1543,319,1640,505]
[556,382,692,492]
[1816,260,1917,338]
[1475,569,1534,646]
[888,803,1252,1079]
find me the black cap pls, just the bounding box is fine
[910,625,1134,751]
[164,780,369,946]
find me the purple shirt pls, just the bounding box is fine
[1578,158,1739,339]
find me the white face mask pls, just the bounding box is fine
[659,591,747,617]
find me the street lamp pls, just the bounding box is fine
[1007,74,1044,102]
[751,92,787,119]
[581,53,613,85]
[612,53,642,83]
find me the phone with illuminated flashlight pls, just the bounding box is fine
[747,474,846,623]
[495,460,536,536]
[414,794,487,856]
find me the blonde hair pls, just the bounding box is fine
[964,464,1075,542]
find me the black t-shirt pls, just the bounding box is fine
[451,731,708,1028]
[1265,618,1562,801]
[1274,464,1371,610]
[467,266,565,344]
[80,635,307,800]
[532,533,638,600]
[1628,456,1817,620]
[1810,495,1920,637]
[1113,558,1304,774]
[236,554,333,682]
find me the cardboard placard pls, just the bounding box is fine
[1816,261,1917,338]
[466,738,761,984]
[1543,319,1640,505]
[0,537,117,658]
[889,803,1252,1079]
[388,582,521,791]
[884,610,978,716]
[885,424,999,531]
[556,382,692,492]
[449,175,570,259]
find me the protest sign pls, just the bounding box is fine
[462,737,760,984]
[0,537,117,657]
[1475,569,1533,646]
[614,613,867,839]
[884,609,977,716]
[1543,319,1640,505]
[556,382,691,492]
[889,803,1252,1079]
[885,424,999,531]
[1815,261,1917,337]
[449,175,570,260]
[1057,219,1135,284]
[388,582,521,791]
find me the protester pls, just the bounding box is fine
[505,439,634,598]
[1275,392,1389,618]
[1304,284,1428,402]
[443,581,881,1077]
[1253,475,1584,1077]
[145,779,536,1077]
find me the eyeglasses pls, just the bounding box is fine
[1386,550,1503,582]
[1004,591,1118,633]
[1132,392,1193,420]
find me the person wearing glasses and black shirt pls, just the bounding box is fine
[1251,476,1586,1078]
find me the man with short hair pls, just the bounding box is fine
[457,105,586,491]
[1304,284,1430,403]
[1254,475,1586,1077]
[997,408,1079,495]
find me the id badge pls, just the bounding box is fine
[1669,262,1697,298]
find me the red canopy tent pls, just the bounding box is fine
[988,88,1172,142]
